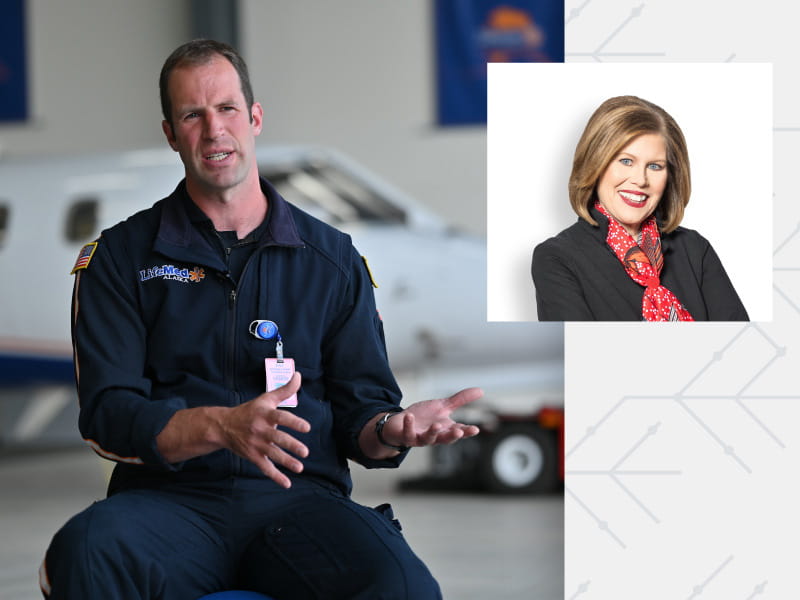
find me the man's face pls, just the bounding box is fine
[162,56,263,197]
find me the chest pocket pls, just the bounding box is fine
[139,264,227,381]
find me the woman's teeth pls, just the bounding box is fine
[619,191,646,203]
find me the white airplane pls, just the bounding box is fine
[0,145,563,492]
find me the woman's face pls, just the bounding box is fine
[596,133,668,237]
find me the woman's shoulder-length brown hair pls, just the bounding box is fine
[568,95,691,234]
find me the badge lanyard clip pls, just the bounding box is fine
[250,319,285,363]
[275,335,284,363]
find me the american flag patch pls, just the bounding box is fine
[71,242,98,274]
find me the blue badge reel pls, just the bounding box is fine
[249,319,278,340]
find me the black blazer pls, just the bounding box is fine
[531,209,749,321]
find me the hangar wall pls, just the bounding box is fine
[240,1,487,235]
[0,0,190,156]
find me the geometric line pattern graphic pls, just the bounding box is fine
[686,555,733,599]
[567,420,681,548]
[568,323,789,546]
[566,3,665,61]
[566,484,627,549]
[568,579,592,599]
[773,185,800,320]
[747,581,769,599]
[565,0,594,25]
[565,318,791,596]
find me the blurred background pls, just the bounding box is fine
[0,2,564,599]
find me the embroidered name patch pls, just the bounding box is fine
[139,265,205,284]
[71,242,98,274]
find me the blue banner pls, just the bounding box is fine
[435,0,564,126]
[0,0,28,122]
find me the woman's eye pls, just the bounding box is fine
[619,158,633,166]
[648,163,664,171]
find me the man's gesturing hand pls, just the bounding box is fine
[218,372,310,488]
[156,372,310,489]
[363,387,483,457]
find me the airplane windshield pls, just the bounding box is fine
[261,162,406,225]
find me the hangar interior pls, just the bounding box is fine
[0,2,564,599]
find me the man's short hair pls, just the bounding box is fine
[159,39,255,128]
[568,95,691,234]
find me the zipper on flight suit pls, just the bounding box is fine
[217,229,269,477]
[222,278,239,396]
[218,234,245,398]
[219,278,242,476]
[221,237,265,391]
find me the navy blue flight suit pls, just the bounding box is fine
[41,179,441,600]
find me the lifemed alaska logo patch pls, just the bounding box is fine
[139,265,205,284]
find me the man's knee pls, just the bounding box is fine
[42,500,169,599]
[356,548,442,600]
[237,499,442,600]
[42,505,99,597]
[48,500,131,563]
[239,540,440,600]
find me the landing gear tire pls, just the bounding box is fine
[480,424,557,494]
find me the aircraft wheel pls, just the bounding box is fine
[480,424,557,494]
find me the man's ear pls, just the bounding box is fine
[162,120,178,151]
[251,102,264,137]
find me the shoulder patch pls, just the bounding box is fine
[361,255,378,288]
[71,242,98,274]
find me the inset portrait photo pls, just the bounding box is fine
[487,63,772,322]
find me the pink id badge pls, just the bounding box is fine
[265,358,298,407]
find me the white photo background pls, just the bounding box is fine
[487,62,772,323]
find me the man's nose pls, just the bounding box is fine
[203,113,224,138]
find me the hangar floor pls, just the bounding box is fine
[0,446,563,599]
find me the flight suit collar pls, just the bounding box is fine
[154,177,304,267]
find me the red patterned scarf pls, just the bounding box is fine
[595,202,694,321]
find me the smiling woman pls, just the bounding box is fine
[531,95,748,322]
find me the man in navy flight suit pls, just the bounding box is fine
[40,39,482,599]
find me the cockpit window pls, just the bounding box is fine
[261,161,406,225]
[64,198,98,243]
[0,204,9,249]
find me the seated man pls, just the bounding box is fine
[40,39,480,600]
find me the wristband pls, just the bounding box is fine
[375,411,409,453]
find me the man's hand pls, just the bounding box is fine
[359,387,483,460]
[217,372,310,488]
[156,372,310,489]
[388,387,482,446]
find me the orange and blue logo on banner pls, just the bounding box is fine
[435,0,564,125]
